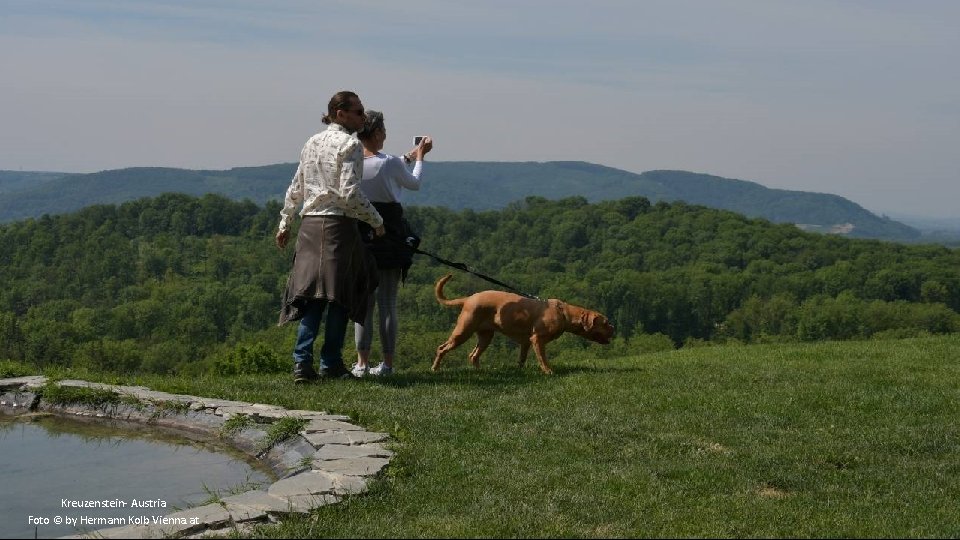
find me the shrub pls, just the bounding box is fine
[630,332,676,354]
[73,339,143,373]
[797,294,959,342]
[212,342,286,375]
[0,359,33,378]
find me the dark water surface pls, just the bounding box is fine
[0,414,272,539]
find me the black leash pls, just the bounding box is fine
[377,233,541,300]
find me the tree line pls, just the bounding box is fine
[0,193,957,376]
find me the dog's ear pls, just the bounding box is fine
[565,304,587,327]
[584,312,598,331]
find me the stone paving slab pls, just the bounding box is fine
[111,387,193,402]
[275,492,341,513]
[271,436,320,475]
[192,397,253,409]
[289,411,351,421]
[303,418,366,432]
[268,470,338,498]
[219,501,269,523]
[111,384,152,393]
[302,429,390,446]
[226,426,270,455]
[250,403,286,410]
[215,405,261,417]
[57,379,114,389]
[248,408,309,420]
[316,456,392,476]
[0,376,393,539]
[72,503,239,539]
[164,502,245,532]
[184,520,261,539]
[163,409,227,427]
[0,375,46,389]
[221,490,296,513]
[320,470,371,495]
[313,442,394,460]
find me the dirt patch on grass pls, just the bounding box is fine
[757,486,790,499]
[703,442,729,454]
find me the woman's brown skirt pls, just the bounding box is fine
[279,215,378,325]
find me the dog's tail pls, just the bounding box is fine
[435,274,467,308]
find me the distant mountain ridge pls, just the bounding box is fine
[0,161,919,240]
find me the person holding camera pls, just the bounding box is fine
[276,90,386,383]
[351,109,433,377]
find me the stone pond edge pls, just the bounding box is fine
[0,375,394,539]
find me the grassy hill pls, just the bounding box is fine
[0,162,919,241]
[9,334,959,537]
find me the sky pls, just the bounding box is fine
[1,0,958,218]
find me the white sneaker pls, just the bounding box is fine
[369,363,393,376]
[350,363,369,378]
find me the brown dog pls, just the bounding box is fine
[432,274,615,374]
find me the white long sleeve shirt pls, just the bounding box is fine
[360,152,423,203]
[278,123,383,232]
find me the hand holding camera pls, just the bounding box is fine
[407,135,433,162]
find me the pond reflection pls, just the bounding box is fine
[0,414,273,539]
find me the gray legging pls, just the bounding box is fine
[354,268,401,355]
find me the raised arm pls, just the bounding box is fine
[397,136,432,190]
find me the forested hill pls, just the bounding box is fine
[0,193,956,375]
[0,162,918,241]
[404,163,919,241]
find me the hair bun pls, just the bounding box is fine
[321,114,332,125]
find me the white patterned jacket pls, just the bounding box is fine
[278,123,384,232]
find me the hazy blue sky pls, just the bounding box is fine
[1,0,957,217]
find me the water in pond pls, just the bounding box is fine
[0,414,273,539]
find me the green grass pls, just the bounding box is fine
[257,416,309,456]
[220,413,255,438]
[32,334,960,538]
[37,382,127,408]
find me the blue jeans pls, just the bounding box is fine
[293,299,349,371]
